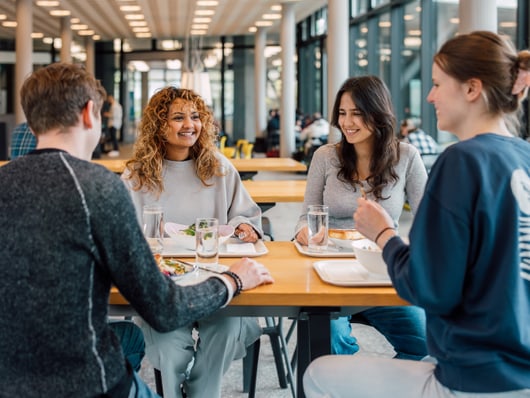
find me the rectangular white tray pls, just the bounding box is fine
[313,259,392,286]
[294,241,356,258]
[162,238,268,257]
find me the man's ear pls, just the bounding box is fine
[464,78,483,102]
[82,100,95,129]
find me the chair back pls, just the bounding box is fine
[241,143,254,159]
[235,139,249,159]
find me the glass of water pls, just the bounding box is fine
[195,218,219,266]
[142,204,164,256]
[307,205,329,252]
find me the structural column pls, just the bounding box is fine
[85,36,95,76]
[326,0,349,144]
[459,0,497,34]
[15,0,33,124]
[280,1,296,157]
[254,27,267,140]
[60,16,72,63]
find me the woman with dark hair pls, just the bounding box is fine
[294,75,428,359]
[304,31,530,398]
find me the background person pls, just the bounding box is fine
[104,94,123,157]
[294,76,428,361]
[122,86,263,398]
[400,117,440,171]
[299,112,330,155]
[0,62,273,398]
[9,121,36,159]
[304,31,530,398]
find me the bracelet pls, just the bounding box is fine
[374,226,396,245]
[222,271,243,296]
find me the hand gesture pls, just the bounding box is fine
[235,223,259,243]
[295,226,309,246]
[354,197,395,244]
[228,257,274,291]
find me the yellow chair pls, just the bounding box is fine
[234,139,249,159]
[241,143,254,159]
[219,136,237,158]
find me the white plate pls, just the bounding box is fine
[294,241,355,258]
[162,238,268,257]
[313,259,391,286]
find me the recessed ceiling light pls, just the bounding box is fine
[50,10,71,16]
[125,14,145,20]
[132,27,150,32]
[2,21,17,28]
[129,21,147,27]
[31,32,44,38]
[0,15,6,21]
[255,21,273,27]
[191,24,208,29]
[136,33,152,38]
[36,1,60,6]
[190,29,207,35]
[120,5,141,12]
[71,24,88,30]
[195,10,215,16]
[197,1,218,5]
[263,14,281,20]
[78,30,95,36]
[248,27,257,32]
[193,17,211,23]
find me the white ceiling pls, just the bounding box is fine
[0,0,327,42]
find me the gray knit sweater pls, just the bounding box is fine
[0,149,228,397]
[295,142,427,233]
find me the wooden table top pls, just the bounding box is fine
[109,241,407,308]
[242,180,306,203]
[230,157,307,172]
[1,157,307,174]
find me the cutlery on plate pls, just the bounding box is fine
[174,258,229,274]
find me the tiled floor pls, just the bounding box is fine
[112,144,410,397]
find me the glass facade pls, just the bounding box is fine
[297,0,523,142]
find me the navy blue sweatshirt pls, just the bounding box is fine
[384,134,530,393]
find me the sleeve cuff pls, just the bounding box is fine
[210,274,234,307]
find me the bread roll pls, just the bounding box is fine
[328,229,364,240]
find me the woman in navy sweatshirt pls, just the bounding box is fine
[304,31,530,397]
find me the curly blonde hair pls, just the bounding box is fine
[125,87,222,195]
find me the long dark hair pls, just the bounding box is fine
[330,76,399,200]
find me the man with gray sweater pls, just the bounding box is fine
[0,63,273,397]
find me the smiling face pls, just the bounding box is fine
[165,98,202,160]
[338,92,374,146]
[427,63,469,136]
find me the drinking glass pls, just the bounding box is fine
[142,205,164,256]
[307,205,329,252]
[195,218,219,266]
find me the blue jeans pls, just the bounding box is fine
[331,306,427,360]
[130,371,161,398]
[109,320,146,372]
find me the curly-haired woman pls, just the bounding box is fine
[294,76,428,360]
[122,87,262,398]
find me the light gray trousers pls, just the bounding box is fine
[303,354,530,398]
